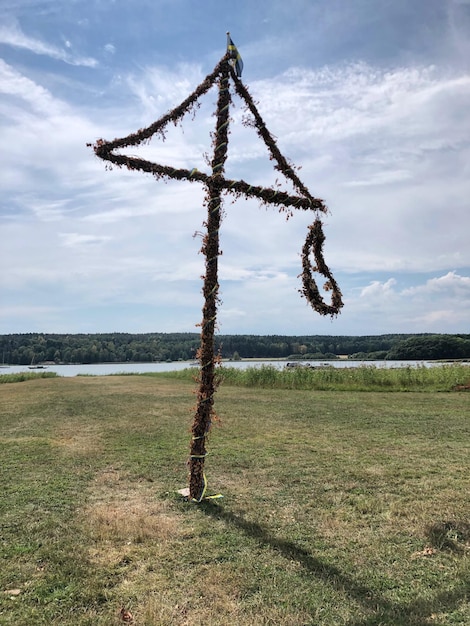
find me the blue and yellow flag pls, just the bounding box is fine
[227,32,243,78]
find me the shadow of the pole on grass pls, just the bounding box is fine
[344,582,470,626]
[198,501,382,609]
[424,519,470,554]
[199,502,469,626]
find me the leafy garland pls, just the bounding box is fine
[91,54,343,501]
[93,55,343,319]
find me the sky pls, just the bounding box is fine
[1,0,469,337]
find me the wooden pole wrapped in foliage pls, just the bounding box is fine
[188,65,231,501]
[90,40,343,501]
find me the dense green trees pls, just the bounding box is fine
[0,332,469,365]
[386,335,470,360]
[0,333,199,365]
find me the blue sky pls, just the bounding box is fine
[1,0,469,336]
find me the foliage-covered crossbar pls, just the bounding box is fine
[91,52,343,500]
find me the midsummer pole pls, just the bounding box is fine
[90,33,343,503]
[188,61,231,501]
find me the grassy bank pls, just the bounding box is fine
[0,375,469,625]
[0,371,57,384]
[162,362,470,392]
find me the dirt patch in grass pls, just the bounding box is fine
[53,422,103,455]
[137,566,243,625]
[36,419,103,456]
[82,469,247,624]
[84,468,183,566]
[0,427,102,456]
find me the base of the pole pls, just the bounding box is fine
[176,487,223,502]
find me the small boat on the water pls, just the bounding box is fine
[28,355,47,369]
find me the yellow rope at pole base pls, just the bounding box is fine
[192,473,223,503]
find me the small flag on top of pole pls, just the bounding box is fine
[226,32,243,78]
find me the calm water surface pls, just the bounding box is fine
[1,360,460,377]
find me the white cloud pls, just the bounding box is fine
[0,19,97,67]
[252,64,470,164]
[344,272,470,334]
[126,63,206,119]
[343,169,412,187]
[417,309,464,326]
[403,271,470,296]
[0,58,63,116]
[360,278,397,299]
[0,305,62,321]
[59,233,113,247]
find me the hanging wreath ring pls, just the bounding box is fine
[300,219,343,317]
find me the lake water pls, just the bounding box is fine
[1,360,461,377]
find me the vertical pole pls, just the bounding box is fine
[189,62,231,501]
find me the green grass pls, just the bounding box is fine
[162,362,470,392]
[0,375,469,625]
[0,371,58,384]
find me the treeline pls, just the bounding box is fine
[1,333,469,365]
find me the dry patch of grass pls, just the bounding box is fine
[82,468,254,625]
[0,426,102,455]
[52,422,103,455]
[84,468,182,561]
[136,567,244,626]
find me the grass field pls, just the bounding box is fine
[0,371,469,625]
